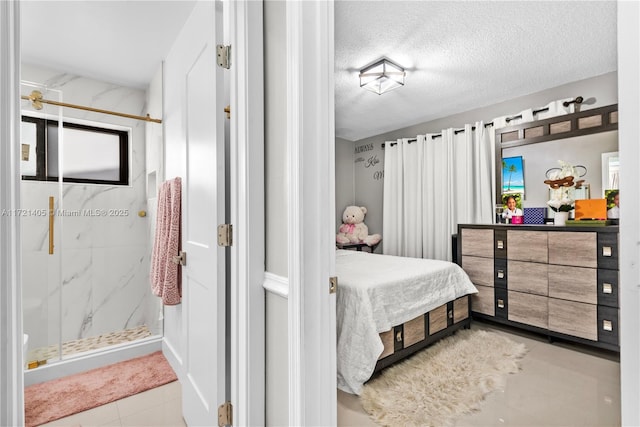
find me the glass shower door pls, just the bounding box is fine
[20,82,64,368]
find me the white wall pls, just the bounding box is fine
[617,2,640,424]
[20,64,160,356]
[335,72,618,236]
[335,136,354,229]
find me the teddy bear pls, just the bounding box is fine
[336,206,382,246]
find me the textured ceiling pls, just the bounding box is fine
[335,1,618,141]
[21,1,617,139]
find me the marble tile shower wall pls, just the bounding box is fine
[21,64,162,352]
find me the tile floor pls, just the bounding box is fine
[37,320,620,427]
[338,320,621,427]
[38,381,185,427]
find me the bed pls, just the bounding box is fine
[336,249,477,395]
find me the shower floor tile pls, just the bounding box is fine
[26,325,152,363]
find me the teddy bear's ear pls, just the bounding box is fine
[360,206,367,215]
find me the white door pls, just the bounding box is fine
[164,1,226,426]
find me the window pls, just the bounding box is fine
[21,116,129,185]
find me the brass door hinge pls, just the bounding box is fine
[224,105,231,119]
[172,251,187,266]
[218,401,233,426]
[217,44,231,69]
[329,276,338,294]
[218,224,233,247]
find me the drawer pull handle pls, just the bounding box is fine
[497,240,504,249]
[497,299,505,309]
[497,270,505,279]
[396,331,402,342]
[448,310,453,319]
[603,283,613,294]
[602,320,613,332]
[602,246,612,257]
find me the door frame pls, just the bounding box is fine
[227,1,265,425]
[285,1,337,425]
[0,2,24,426]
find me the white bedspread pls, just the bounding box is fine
[336,249,477,395]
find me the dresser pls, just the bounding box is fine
[457,224,619,351]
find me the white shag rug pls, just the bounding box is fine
[361,328,527,427]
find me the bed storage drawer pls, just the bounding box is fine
[403,314,426,347]
[429,304,448,335]
[453,296,469,323]
[379,329,395,359]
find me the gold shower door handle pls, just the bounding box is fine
[49,196,54,255]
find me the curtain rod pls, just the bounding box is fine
[21,90,162,124]
[382,103,560,148]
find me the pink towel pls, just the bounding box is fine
[151,177,182,305]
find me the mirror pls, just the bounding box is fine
[602,151,619,194]
[496,104,618,211]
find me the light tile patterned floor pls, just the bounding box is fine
[35,321,621,427]
[338,321,621,426]
[27,325,152,364]
[38,381,185,427]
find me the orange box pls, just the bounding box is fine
[575,199,607,220]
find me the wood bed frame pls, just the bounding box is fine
[372,295,471,373]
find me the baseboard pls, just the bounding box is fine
[161,337,183,379]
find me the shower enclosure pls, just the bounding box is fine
[20,71,162,380]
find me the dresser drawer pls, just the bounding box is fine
[462,256,494,286]
[461,228,494,257]
[508,291,548,329]
[471,285,494,316]
[495,288,508,320]
[548,231,597,268]
[548,264,597,304]
[507,260,548,296]
[597,305,619,346]
[494,258,507,289]
[549,298,597,341]
[507,230,548,263]
[494,229,507,259]
[598,269,619,308]
[598,233,619,270]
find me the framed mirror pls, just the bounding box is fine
[495,104,618,211]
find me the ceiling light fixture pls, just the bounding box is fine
[359,58,406,95]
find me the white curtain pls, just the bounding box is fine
[383,101,575,261]
[384,125,494,261]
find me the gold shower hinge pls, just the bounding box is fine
[27,360,47,370]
